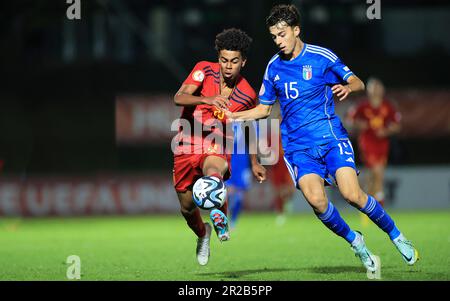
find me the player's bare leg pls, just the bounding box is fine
[339,165,371,225]
[335,167,369,209]
[202,155,230,241]
[177,190,212,265]
[202,155,229,215]
[365,168,376,200]
[360,168,374,226]
[275,185,294,226]
[298,173,378,272]
[360,164,386,226]
[335,166,419,265]
[298,174,328,214]
[372,164,385,207]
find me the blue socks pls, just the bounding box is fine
[317,202,356,244]
[316,196,402,244]
[360,195,401,240]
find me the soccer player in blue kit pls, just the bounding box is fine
[227,4,419,272]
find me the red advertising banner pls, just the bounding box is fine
[115,95,181,145]
[0,175,275,216]
[389,90,450,138]
[337,89,450,138]
[0,175,177,216]
[116,90,450,145]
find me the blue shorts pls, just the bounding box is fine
[227,153,252,190]
[283,139,358,188]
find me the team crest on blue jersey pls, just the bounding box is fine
[302,65,313,80]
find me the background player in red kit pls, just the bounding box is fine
[270,134,295,226]
[172,28,266,266]
[347,77,401,208]
[267,106,295,226]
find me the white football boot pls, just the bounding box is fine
[392,234,419,265]
[196,223,212,266]
[351,231,380,273]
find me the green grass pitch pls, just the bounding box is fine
[0,210,449,280]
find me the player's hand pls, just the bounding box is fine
[331,84,352,101]
[252,163,267,183]
[203,95,231,111]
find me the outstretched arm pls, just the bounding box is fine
[248,122,267,183]
[227,103,273,121]
[173,84,230,111]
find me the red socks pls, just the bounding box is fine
[181,208,206,238]
[274,196,284,213]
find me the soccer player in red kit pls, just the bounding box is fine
[172,28,266,266]
[270,134,295,225]
[267,106,295,225]
[347,77,401,207]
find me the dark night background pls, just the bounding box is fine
[0,0,449,177]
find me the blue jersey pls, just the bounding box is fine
[259,43,354,154]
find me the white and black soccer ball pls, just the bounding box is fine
[192,176,227,210]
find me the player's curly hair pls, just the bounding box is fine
[215,28,252,59]
[266,4,301,28]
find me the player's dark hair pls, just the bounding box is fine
[215,28,252,59]
[266,4,301,28]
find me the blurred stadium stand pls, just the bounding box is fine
[0,0,449,215]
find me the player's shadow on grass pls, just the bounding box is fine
[198,266,363,279]
[308,266,364,274]
[198,268,301,279]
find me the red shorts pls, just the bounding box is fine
[359,141,389,168]
[270,158,293,187]
[173,153,231,193]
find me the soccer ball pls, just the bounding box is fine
[192,176,227,210]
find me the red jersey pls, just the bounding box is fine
[349,99,400,142]
[348,99,400,152]
[174,61,257,155]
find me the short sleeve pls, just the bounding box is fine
[258,62,277,105]
[183,61,207,87]
[325,56,355,85]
